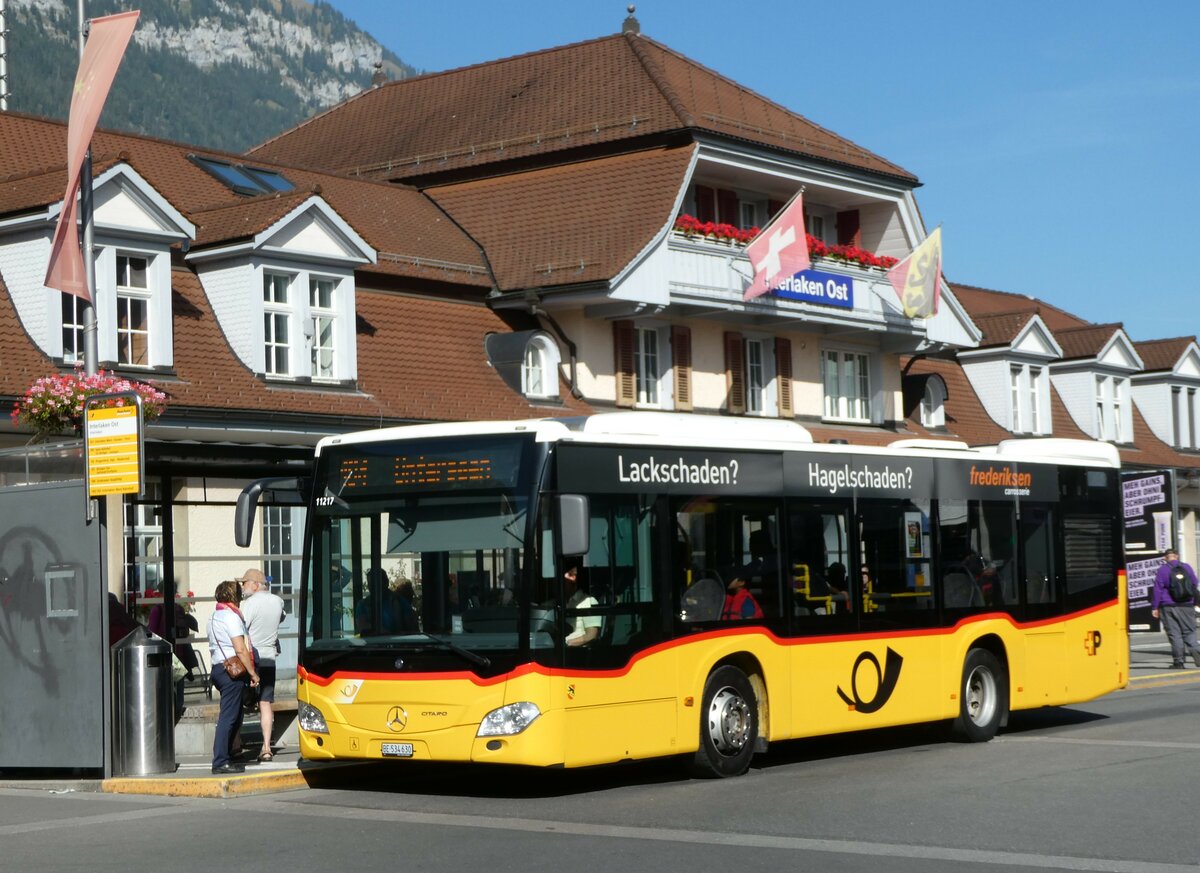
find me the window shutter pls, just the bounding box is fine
[672,325,693,412]
[717,189,740,225]
[775,337,793,418]
[695,185,716,224]
[725,331,746,415]
[613,320,636,408]
[836,209,861,247]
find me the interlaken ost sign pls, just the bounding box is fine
[84,392,145,498]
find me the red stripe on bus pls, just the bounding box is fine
[298,597,1119,685]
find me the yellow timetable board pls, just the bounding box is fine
[85,404,142,497]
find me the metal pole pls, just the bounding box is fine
[1,0,9,111]
[78,0,98,376]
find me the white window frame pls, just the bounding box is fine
[1093,374,1129,442]
[821,348,871,423]
[635,326,662,408]
[60,242,172,368]
[1028,366,1043,434]
[263,271,293,377]
[256,264,355,382]
[308,275,337,382]
[920,377,946,428]
[61,294,85,365]
[1008,363,1047,435]
[1010,366,1023,433]
[115,253,151,367]
[1189,388,1198,450]
[744,336,778,417]
[521,333,561,400]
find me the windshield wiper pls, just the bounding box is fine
[410,632,491,669]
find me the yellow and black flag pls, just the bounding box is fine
[887,227,942,319]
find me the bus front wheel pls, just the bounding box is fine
[692,665,758,778]
[949,648,1008,742]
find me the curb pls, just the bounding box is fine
[102,768,309,798]
[99,761,366,799]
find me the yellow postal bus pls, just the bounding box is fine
[238,413,1127,777]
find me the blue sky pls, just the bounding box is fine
[326,0,1200,344]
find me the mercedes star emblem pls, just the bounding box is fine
[386,705,409,733]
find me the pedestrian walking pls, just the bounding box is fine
[1151,548,1200,669]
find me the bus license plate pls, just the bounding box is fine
[381,742,414,758]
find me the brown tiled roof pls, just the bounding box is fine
[1,267,590,429]
[949,283,1087,332]
[971,311,1038,348]
[1120,405,1200,471]
[1134,337,1195,374]
[0,273,54,391]
[1052,323,1123,361]
[0,112,490,288]
[250,32,915,184]
[902,357,1011,445]
[351,289,592,421]
[427,145,695,291]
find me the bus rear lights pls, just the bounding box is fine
[477,702,541,737]
[298,702,330,734]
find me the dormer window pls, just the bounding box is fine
[116,254,150,366]
[1007,363,1047,435]
[521,334,560,400]
[54,244,174,369]
[309,277,337,380]
[263,272,293,377]
[1095,375,1129,442]
[258,267,352,382]
[920,376,947,428]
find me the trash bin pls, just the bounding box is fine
[111,626,175,776]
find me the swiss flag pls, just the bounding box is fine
[743,191,810,300]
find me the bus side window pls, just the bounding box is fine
[788,503,853,623]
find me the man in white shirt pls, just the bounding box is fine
[238,568,286,760]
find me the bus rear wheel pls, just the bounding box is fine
[692,665,758,778]
[949,648,1007,742]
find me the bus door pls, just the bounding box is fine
[552,494,676,767]
[852,497,939,726]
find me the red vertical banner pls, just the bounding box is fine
[44,10,140,302]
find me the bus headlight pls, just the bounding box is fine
[298,702,330,734]
[477,702,541,736]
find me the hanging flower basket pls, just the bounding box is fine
[10,370,168,441]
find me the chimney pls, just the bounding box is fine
[371,60,387,88]
[621,5,640,35]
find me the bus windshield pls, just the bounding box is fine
[304,434,543,664]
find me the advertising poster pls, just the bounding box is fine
[1121,470,1176,631]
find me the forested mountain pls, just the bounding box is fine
[4,0,414,152]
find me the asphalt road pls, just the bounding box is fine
[3,659,1199,873]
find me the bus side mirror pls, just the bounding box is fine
[234,476,310,548]
[556,494,590,557]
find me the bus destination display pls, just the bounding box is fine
[324,438,526,497]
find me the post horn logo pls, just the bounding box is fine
[837,647,904,713]
[386,705,409,733]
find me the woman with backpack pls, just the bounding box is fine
[1151,548,1200,669]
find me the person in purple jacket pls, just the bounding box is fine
[1151,548,1200,669]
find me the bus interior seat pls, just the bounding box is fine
[681,576,725,622]
[943,571,983,608]
[461,605,519,633]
